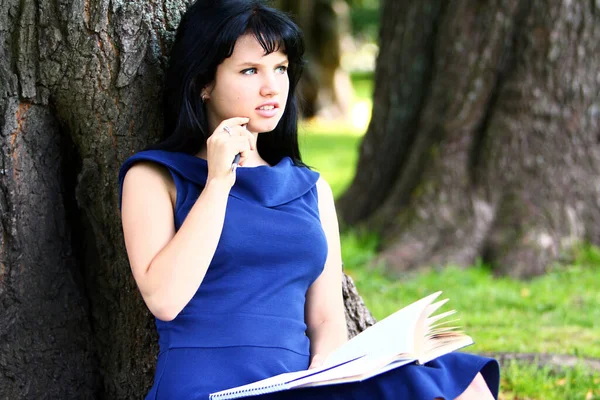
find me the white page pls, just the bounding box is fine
[322,292,442,367]
[212,369,305,394]
[419,335,473,365]
[296,356,418,389]
[290,355,386,387]
[334,357,416,385]
[210,292,454,400]
[210,356,366,399]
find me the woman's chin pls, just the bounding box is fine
[249,120,281,134]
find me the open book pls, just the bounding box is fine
[209,292,474,399]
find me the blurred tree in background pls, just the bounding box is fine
[339,0,600,278]
[274,0,355,119]
[343,0,380,42]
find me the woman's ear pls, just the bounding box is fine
[201,83,214,103]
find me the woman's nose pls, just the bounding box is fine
[260,73,280,97]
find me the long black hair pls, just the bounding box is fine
[149,0,307,167]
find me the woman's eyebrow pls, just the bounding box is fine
[236,58,289,67]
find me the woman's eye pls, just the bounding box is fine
[241,68,257,75]
[276,66,288,74]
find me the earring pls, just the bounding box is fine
[201,93,209,103]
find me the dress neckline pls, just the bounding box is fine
[190,152,272,169]
[132,150,320,207]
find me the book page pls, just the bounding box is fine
[419,334,474,365]
[210,369,305,397]
[293,354,404,388]
[322,292,442,367]
[414,299,452,355]
[210,291,472,399]
[210,356,368,398]
[290,355,383,386]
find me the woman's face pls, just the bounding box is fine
[205,34,290,134]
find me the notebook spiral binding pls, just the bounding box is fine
[209,382,287,399]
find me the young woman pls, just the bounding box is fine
[119,0,500,398]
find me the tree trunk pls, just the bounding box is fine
[343,274,376,338]
[0,1,373,398]
[338,0,600,278]
[274,0,354,119]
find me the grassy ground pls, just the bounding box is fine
[338,233,600,359]
[298,72,600,399]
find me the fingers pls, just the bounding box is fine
[217,119,255,150]
[239,128,257,151]
[207,117,256,177]
[208,134,250,166]
[217,117,250,134]
[236,130,256,167]
[229,135,252,155]
[217,122,256,168]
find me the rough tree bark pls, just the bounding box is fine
[343,274,376,337]
[338,0,600,278]
[274,0,354,119]
[0,1,373,398]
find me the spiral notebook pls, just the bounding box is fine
[209,291,474,399]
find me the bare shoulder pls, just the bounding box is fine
[315,177,336,216]
[122,161,176,207]
[316,177,334,203]
[120,160,178,285]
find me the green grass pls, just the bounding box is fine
[338,234,600,359]
[500,361,600,400]
[350,71,375,101]
[298,73,600,398]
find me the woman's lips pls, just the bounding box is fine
[255,105,279,118]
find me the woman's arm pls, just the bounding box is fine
[121,117,253,322]
[121,162,231,321]
[305,178,348,368]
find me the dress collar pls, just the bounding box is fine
[138,150,320,208]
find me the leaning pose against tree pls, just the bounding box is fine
[119,1,500,398]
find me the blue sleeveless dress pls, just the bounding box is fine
[119,150,500,400]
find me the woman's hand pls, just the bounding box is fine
[308,354,326,370]
[205,117,255,187]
